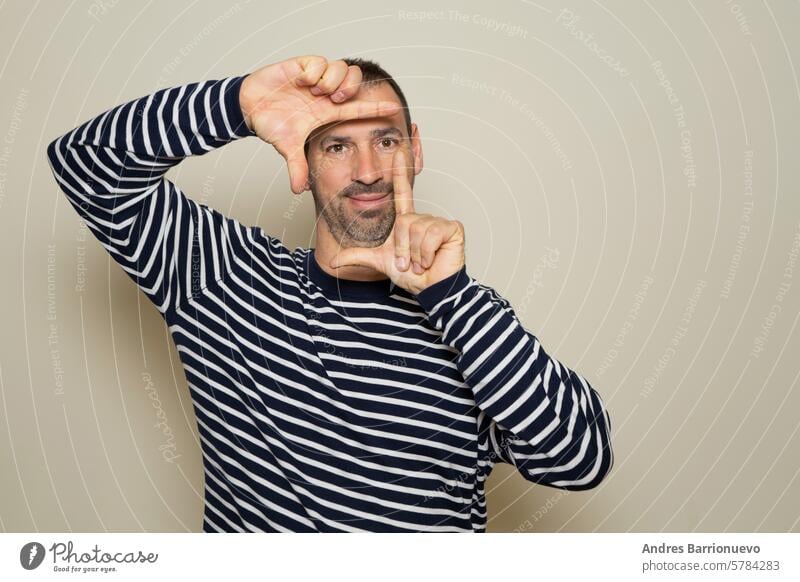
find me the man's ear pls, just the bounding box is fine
[410,123,423,176]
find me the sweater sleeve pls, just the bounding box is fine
[46,75,256,314]
[415,266,614,490]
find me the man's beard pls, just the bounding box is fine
[310,180,397,248]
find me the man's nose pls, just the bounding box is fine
[351,148,383,186]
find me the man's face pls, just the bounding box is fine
[306,82,420,249]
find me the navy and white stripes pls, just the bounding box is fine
[46,74,613,532]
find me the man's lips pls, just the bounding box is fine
[346,191,391,201]
[345,191,392,208]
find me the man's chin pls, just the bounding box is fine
[341,226,392,248]
[342,234,388,248]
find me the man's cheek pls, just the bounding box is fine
[313,154,347,183]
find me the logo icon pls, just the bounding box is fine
[20,542,46,570]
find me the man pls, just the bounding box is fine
[47,55,613,532]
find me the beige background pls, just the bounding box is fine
[1,0,798,533]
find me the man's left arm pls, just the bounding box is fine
[415,266,614,490]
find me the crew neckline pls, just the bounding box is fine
[306,248,395,301]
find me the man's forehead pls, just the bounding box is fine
[309,82,407,142]
[310,115,406,143]
[317,124,403,144]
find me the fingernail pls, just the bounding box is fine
[395,256,408,271]
[332,91,345,102]
[413,262,424,274]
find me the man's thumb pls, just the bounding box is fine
[286,153,309,194]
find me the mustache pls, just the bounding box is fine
[339,181,393,198]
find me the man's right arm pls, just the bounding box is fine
[47,56,402,313]
[46,75,255,314]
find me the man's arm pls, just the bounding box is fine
[415,267,614,490]
[46,75,255,313]
[46,56,402,314]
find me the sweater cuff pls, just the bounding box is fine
[224,74,257,139]
[414,265,471,313]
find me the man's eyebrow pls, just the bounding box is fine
[319,127,403,147]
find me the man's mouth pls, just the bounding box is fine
[346,191,391,208]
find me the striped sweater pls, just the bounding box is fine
[46,74,614,532]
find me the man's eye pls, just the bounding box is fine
[326,144,346,154]
[378,138,399,149]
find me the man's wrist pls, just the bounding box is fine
[221,74,256,138]
[414,265,471,313]
[238,73,255,132]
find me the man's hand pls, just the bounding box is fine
[239,55,402,194]
[329,150,465,296]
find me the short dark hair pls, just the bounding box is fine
[343,57,412,136]
[304,57,412,157]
